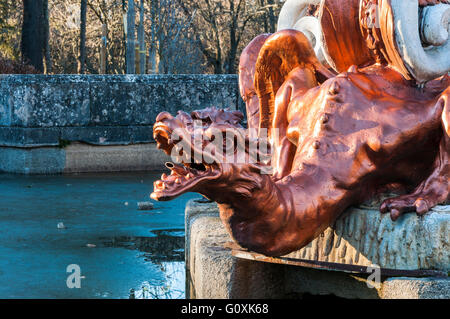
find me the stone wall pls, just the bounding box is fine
[0,74,242,147]
[0,74,242,173]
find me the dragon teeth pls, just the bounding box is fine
[162,173,168,180]
[175,178,181,184]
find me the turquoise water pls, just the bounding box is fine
[0,172,198,299]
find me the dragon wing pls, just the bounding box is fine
[254,29,335,137]
[239,33,272,133]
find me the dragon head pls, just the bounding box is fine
[151,107,271,202]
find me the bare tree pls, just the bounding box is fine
[137,0,145,74]
[78,0,87,74]
[147,0,157,73]
[258,0,278,33]
[147,0,201,74]
[21,0,46,72]
[43,0,52,73]
[177,0,282,74]
[87,0,127,74]
[5,0,283,74]
[0,0,23,60]
[126,0,135,73]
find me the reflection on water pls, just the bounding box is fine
[0,172,198,299]
[130,262,185,299]
[101,229,185,262]
[100,231,186,299]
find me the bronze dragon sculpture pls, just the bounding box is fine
[151,0,449,256]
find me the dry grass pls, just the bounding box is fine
[0,56,39,74]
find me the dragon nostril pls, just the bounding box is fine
[165,162,188,175]
[165,162,175,169]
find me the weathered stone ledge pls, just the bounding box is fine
[0,74,242,173]
[0,74,242,147]
[0,126,154,147]
[185,199,449,299]
[0,142,170,174]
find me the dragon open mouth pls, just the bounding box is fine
[151,160,221,201]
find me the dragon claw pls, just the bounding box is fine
[380,194,438,220]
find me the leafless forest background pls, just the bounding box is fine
[0,0,283,74]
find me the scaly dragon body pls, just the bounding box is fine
[151,1,449,256]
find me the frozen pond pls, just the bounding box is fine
[0,172,198,299]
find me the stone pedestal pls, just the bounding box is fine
[284,204,449,272]
[185,199,450,299]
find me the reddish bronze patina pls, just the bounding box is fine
[151,1,449,256]
[239,33,271,133]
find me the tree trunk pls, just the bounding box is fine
[226,1,238,74]
[42,0,51,74]
[100,24,107,74]
[21,0,45,72]
[148,0,157,74]
[138,0,146,74]
[267,0,277,33]
[122,0,127,73]
[126,0,136,74]
[78,0,87,74]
